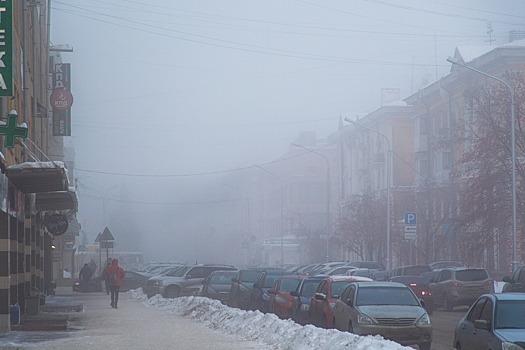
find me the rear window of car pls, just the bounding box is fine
[455,269,489,281]
[404,266,431,276]
[263,275,280,288]
[279,278,301,292]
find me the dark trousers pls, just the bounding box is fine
[111,286,120,307]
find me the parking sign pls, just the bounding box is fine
[404,212,417,225]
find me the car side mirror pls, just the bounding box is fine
[185,275,192,279]
[419,298,426,308]
[502,276,511,283]
[314,293,326,301]
[290,291,298,297]
[474,319,490,330]
[345,298,353,307]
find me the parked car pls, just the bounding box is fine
[370,270,391,281]
[143,264,237,298]
[120,271,151,292]
[229,268,270,309]
[345,261,384,271]
[290,275,326,325]
[502,265,525,293]
[429,267,494,311]
[390,264,432,278]
[250,270,285,312]
[453,293,525,350]
[389,276,434,315]
[309,275,372,329]
[323,266,358,276]
[73,275,103,293]
[428,260,464,270]
[201,270,238,303]
[308,262,348,275]
[332,281,432,350]
[346,268,376,279]
[268,274,304,319]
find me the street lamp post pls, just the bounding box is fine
[255,165,285,267]
[344,117,392,270]
[447,57,517,272]
[223,183,252,265]
[292,143,331,262]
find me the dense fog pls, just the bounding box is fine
[51,1,524,265]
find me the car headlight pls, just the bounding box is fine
[502,342,525,350]
[357,313,375,325]
[262,293,270,301]
[416,313,431,326]
[300,304,310,311]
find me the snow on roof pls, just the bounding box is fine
[383,100,408,107]
[456,39,525,64]
[329,275,373,282]
[8,160,65,170]
[131,290,411,350]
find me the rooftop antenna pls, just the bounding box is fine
[486,23,495,46]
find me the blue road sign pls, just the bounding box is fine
[404,212,417,225]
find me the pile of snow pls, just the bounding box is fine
[130,289,411,350]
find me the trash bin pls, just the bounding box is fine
[10,304,20,325]
[25,296,40,316]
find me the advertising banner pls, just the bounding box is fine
[0,0,12,96]
[52,63,72,136]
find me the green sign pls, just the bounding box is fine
[0,111,28,148]
[0,0,12,96]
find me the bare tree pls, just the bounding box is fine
[453,71,525,270]
[335,191,386,264]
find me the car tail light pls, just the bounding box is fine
[485,280,493,287]
[409,283,417,287]
[420,290,432,296]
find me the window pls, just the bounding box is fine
[467,298,486,322]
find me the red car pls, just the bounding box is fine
[309,275,372,328]
[268,275,304,319]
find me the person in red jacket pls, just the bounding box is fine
[107,258,126,309]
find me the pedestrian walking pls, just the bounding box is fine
[102,259,113,295]
[107,258,126,309]
[79,263,94,292]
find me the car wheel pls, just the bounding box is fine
[443,294,453,311]
[419,342,431,350]
[163,285,181,298]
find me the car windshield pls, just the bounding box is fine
[167,266,191,277]
[279,278,301,292]
[356,287,419,306]
[241,270,263,282]
[210,272,236,284]
[330,281,352,298]
[496,300,525,329]
[455,269,488,281]
[263,275,280,288]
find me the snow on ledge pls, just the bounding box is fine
[8,160,65,170]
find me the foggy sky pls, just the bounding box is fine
[51,0,524,264]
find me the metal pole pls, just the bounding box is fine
[255,165,284,267]
[447,57,517,272]
[292,143,331,262]
[345,118,392,270]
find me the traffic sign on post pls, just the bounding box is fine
[404,212,417,225]
[405,225,417,240]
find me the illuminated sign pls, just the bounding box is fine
[0,0,12,96]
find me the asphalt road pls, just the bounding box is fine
[428,307,469,350]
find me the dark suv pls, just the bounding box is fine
[229,268,279,309]
[502,266,525,293]
[144,264,237,298]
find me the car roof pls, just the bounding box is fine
[327,275,373,282]
[354,281,407,288]
[489,292,525,301]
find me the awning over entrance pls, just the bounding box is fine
[5,161,68,193]
[36,188,78,211]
